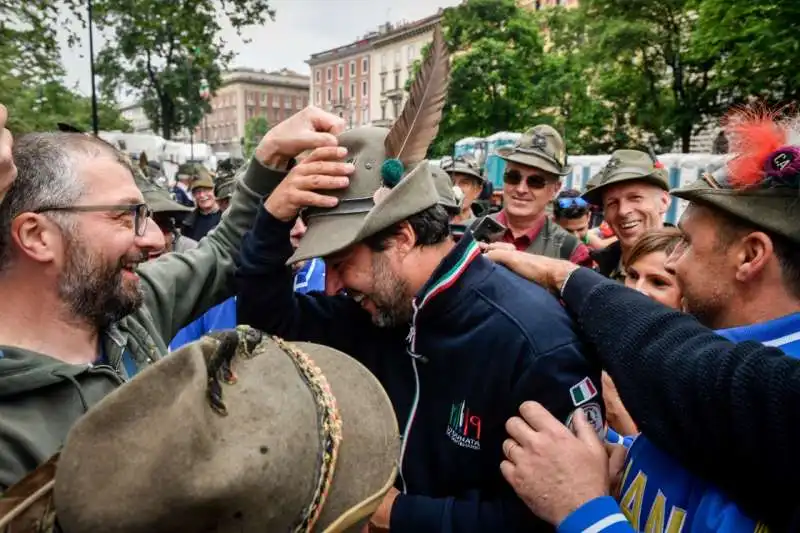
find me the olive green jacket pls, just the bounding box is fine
[0,159,286,491]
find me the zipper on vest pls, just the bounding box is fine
[399,300,424,493]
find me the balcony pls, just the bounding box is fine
[382,87,404,100]
[372,118,393,128]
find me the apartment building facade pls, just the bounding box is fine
[369,13,442,127]
[307,38,373,128]
[197,68,309,155]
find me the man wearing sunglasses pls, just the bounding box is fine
[582,150,670,281]
[0,106,347,491]
[474,125,592,265]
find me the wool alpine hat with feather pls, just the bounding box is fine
[671,108,800,244]
[290,26,450,265]
[0,327,399,533]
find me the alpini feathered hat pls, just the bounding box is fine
[290,25,450,264]
[671,107,800,243]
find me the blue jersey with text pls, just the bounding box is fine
[618,312,800,532]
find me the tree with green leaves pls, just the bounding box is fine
[693,0,800,107]
[570,0,721,153]
[243,116,270,160]
[93,0,274,140]
[411,0,550,157]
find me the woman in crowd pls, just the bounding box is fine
[605,227,683,436]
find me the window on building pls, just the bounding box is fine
[394,50,400,67]
[337,85,343,102]
[381,103,386,120]
[327,88,332,103]
[408,45,415,60]
[362,57,369,73]
[316,91,320,104]
[394,71,400,89]
[350,61,356,76]
[381,53,386,70]
[350,83,355,99]
[326,67,332,81]
[362,80,368,97]
[392,101,400,118]
[338,64,344,79]
[315,69,321,82]
[260,93,267,105]
[363,107,369,124]
[380,73,386,93]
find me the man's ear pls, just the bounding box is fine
[657,190,670,216]
[393,221,417,256]
[734,231,772,283]
[10,213,62,265]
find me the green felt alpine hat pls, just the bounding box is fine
[442,155,484,182]
[671,164,800,244]
[289,25,450,265]
[582,149,669,206]
[431,163,463,216]
[501,125,571,176]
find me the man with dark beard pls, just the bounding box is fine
[236,27,601,533]
[0,105,347,490]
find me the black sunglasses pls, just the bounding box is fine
[34,203,152,237]
[503,169,551,189]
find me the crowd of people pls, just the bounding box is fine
[1,25,800,533]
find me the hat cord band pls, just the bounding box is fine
[203,328,343,533]
[303,197,375,220]
[273,336,343,533]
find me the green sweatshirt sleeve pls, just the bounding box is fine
[136,158,287,343]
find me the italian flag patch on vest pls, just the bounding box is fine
[570,377,597,406]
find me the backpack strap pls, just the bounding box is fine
[559,232,580,260]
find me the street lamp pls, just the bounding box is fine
[88,0,100,135]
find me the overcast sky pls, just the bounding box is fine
[59,0,461,105]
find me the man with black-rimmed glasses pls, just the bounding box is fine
[0,106,347,491]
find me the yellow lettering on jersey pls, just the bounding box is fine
[620,470,647,529]
[644,490,666,533]
[666,507,687,533]
[641,489,687,533]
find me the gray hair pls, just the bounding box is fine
[0,132,130,272]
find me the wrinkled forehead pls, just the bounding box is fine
[77,153,144,204]
[602,180,662,203]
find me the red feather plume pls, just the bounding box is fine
[724,107,787,189]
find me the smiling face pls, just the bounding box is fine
[324,242,412,327]
[624,251,682,309]
[602,181,669,251]
[56,156,164,327]
[502,161,561,221]
[193,187,217,214]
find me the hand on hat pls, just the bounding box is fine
[501,402,609,525]
[265,145,353,222]
[485,246,579,295]
[256,105,346,170]
[0,104,17,203]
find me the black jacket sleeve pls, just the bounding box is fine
[235,204,372,354]
[560,267,800,529]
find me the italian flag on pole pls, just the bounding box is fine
[569,377,597,406]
